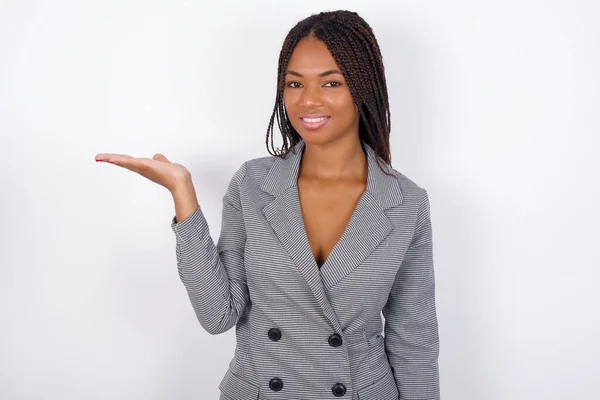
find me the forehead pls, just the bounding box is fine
[287,37,340,72]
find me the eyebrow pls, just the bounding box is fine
[286,69,343,78]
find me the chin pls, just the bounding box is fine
[296,131,336,146]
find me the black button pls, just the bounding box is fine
[328,333,343,347]
[269,377,283,391]
[268,328,281,341]
[332,383,346,396]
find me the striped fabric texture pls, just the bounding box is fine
[171,140,440,400]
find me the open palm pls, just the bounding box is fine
[94,153,190,193]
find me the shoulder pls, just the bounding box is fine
[225,154,278,192]
[394,168,427,196]
[230,154,277,183]
[243,154,279,179]
[386,165,430,212]
[222,155,276,205]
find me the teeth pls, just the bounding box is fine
[302,117,328,123]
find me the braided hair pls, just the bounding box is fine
[265,10,393,172]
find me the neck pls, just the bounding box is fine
[299,136,367,182]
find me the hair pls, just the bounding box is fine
[265,10,393,172]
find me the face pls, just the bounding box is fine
[283,36,360,146]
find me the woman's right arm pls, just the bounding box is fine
[170,162,250,335]
[94,151,250,335]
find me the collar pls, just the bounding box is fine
[260,139,403,209]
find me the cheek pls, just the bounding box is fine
[326,93,357,119]
[283,90,298,111]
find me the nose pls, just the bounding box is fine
[298,85,324,107]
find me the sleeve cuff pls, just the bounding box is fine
[170,205,207,243]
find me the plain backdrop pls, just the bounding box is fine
[1,0,599,399]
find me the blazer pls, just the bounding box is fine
[170,139,440,400]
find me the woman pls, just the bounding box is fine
[96,10,440,400]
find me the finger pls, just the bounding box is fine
[120,158,157,178]
[97,154,144,171]
[152,153,170,163]
[95,153,133,163]
[95,153,112,162]
[116,157,152,173]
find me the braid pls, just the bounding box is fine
[265,10,393,173]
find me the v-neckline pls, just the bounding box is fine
[259,138,403,290]
[298,187,367,270]
[295,145,369,270]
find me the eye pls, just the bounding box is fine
[324,81,343,87]
[286,81,302,88]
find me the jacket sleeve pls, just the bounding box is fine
[170,162,249,335]
[382,190,440,399]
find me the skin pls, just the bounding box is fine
[94,35,370,252]
[93,152,199,223]
[284,35,368,267]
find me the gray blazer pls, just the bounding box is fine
[171,139,440,400]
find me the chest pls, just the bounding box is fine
[297,178,366,268]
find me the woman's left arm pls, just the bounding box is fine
[382,190,440,400]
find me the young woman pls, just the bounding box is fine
[96,10,440,400]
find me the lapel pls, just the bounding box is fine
[260,139,404,330]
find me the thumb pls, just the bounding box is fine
[153,153,170,163]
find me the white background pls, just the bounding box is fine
[1,0,599,399]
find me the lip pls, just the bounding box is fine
[299,115,330,130]
[299,113,329,118]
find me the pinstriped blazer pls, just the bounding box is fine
[170,139,440,400]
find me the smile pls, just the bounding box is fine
[300,116,330,130]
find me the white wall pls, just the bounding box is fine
[1,0,598,399]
